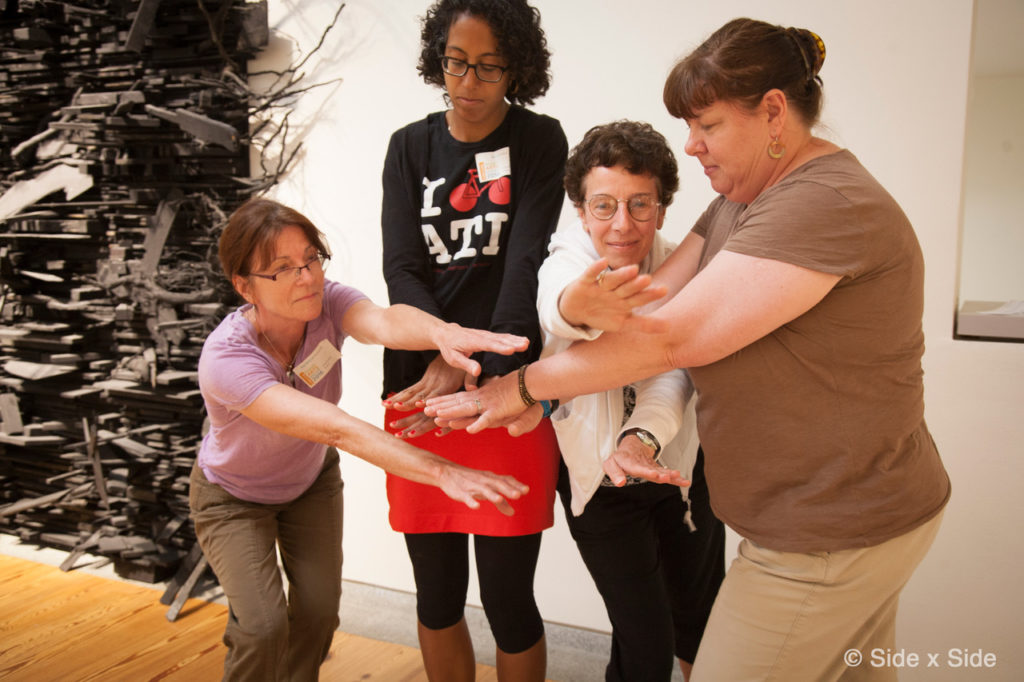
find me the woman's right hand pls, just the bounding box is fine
[559,258,668,333]
[385,354,475,410]
[438,463,530,516]
[601,435,690,488]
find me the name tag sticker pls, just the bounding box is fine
[476,147,511,183]
[294,339,340,388]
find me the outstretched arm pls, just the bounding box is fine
[241,384,529,515]
[428,250,841,432]
[342,299,528,378]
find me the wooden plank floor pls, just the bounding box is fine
[0,554,502,681]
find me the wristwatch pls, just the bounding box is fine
[619,427,662,462]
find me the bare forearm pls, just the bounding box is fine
[328,414,452,487]
[525,326,677,402]
[245,386,529,514]
[244,387,448,486]
[347,302,525,374]
[362,303,451,351]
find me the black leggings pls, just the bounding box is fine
[404,531,545,654]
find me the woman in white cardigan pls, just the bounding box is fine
[536,121,724,682]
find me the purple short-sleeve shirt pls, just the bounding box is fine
[197,280,367,503]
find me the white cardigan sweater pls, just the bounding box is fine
[537,220,699,520]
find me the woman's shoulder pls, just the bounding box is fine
[507,106,565,138]
[389,111,446,144]
[691,194,742,238]
[788,149,874,188]
[304,281,370,344]
[321,278,370,307]
[199,308,261,374]
[205,307,250,348]
[547,219,598,259]
[700,194,738,218]
[780,149,901,214]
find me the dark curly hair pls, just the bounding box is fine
[663,17,826,125]
[564,120,679,209]
[417,0,551,106]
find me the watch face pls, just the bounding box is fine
[619,428,660,461]
[631,429,660,461]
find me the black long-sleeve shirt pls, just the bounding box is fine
[380,106,567,396]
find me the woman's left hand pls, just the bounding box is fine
[432,323,529,378]
[438,463,531,516]
[426,371,534,434]
[601,435,690,488]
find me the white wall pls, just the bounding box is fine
[262,1,1024,679]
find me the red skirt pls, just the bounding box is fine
[384,407,559,536]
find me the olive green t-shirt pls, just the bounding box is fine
[690,150,949,552]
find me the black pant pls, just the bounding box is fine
[404,531,545,654]
[557,447,725,682]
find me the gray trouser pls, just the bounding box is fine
[189,448,343,682]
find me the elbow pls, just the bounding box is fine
[654,324,689,371]
[656,317,726,370]
[665,341,727,370]
[662,333,707,371]
[664,345,686,371]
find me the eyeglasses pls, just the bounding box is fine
[584,194,662,222]
[440,56,508,83]
[250,255,327,283]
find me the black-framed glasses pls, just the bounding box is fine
[584,194,662,222]
[250,255,328,283]
[440,56,508,83]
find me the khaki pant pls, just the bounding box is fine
[189,448,344,682]
[692,510,944,682]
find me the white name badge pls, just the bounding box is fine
[476,147,511,183]
[293,339,341,388]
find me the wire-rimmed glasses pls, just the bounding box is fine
[250,255,328,283]
[584,194,662,222]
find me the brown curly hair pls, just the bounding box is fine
[564,120,679,209]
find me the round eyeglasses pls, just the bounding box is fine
[250,255,328,283]
[584,194,662,222]
[440,56,508,83]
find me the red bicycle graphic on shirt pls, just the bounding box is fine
[449,168,511,212]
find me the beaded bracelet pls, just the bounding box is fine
[517,364,536,407]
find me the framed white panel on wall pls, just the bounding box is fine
[955,0,1024,342]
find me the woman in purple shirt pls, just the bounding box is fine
[190,197,531,681]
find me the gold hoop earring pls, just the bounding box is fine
[767,137,786,159]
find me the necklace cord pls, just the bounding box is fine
[253,308,305,383]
